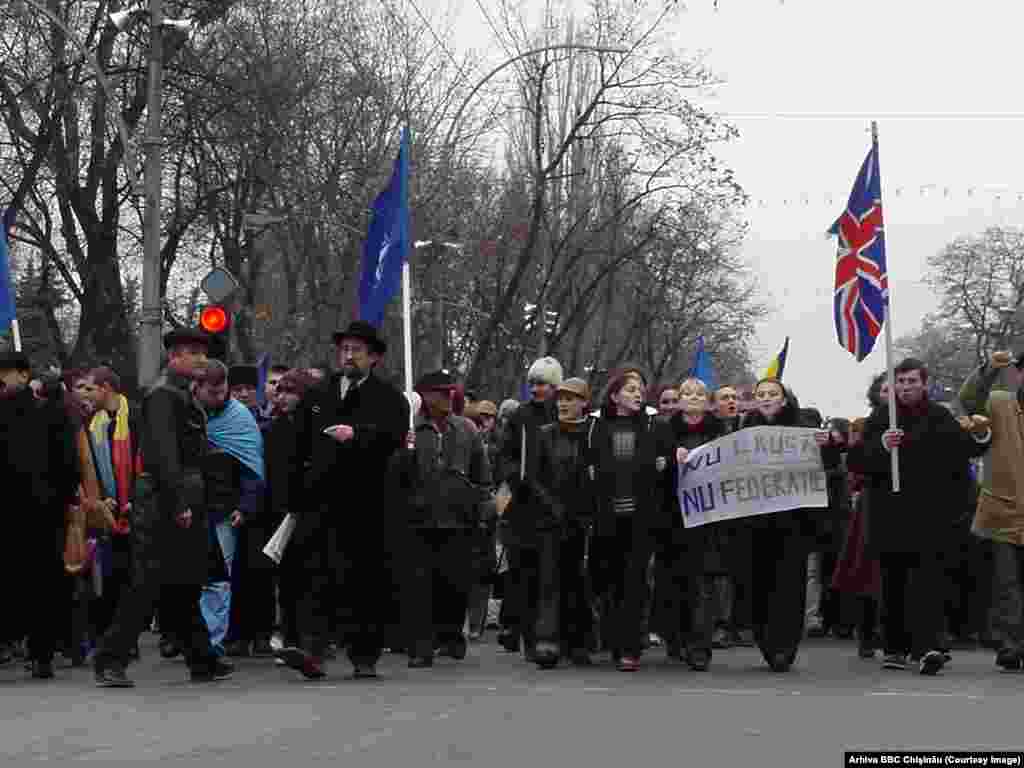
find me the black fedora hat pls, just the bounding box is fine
[229,365,259,388]
[163,327,216,351]
[332,321,387,355]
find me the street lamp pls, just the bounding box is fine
[108,1,194,388]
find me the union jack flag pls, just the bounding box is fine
[828,140,888,361]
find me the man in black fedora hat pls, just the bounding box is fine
[278,321,408,680]
[94,327,232,687]
[0,350,79,680]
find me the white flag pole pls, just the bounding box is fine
[875,120,900,494]
[402,260,414,431]
[10,318,21,352]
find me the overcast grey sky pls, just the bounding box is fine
[423,0,1024,417]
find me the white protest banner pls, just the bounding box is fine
[677,426,828,528]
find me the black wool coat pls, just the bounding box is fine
[0,387,79,566]
[846,400,988,557]
[135,370,210,586]
[286,371,409,572]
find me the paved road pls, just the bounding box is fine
[1,636,1021,766]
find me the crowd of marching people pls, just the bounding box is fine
[2,318,1023,687]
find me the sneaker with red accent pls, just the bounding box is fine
[617,656,640,672]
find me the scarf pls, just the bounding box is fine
[89,395,133,515]
[206,398,265,480]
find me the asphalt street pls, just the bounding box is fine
[1,636,1021,766]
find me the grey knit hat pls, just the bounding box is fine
[526,356,563,387]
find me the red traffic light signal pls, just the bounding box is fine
[199,305,230,334]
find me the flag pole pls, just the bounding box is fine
[10,318,21,352]
[875,120,900,494]
[402,260,414,431]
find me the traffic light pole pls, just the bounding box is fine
[138,0,164,389]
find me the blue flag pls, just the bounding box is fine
[688,335,717,392]
[255,352,270,408]
[0,210,15,331]
[359,128,410,327]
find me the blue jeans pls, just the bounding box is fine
[200,520,237,656]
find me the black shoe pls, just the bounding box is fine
[731,629,755,647]
[352,664,378,679]
[686,649,711,672]
[159,637,181,659]
[711,628,731,649]
[497,630,519,653]
[129,644,141,661]
[31,660,54,680]
[94,658,135,688]
[438,638,468,661]
[882,653,908,671]
[666,641,683,661]
[919,650,945,676]
[0,645,11,666]
[996,649,1022,672]
[191,659,234,683]
[225,640,250,658]
[767,651,793,672]
[857,645,877,659]
[569,650,593,667]
[408,656,433,668]
[323,642,338,660]
[534,641,559,669]
[806,625,827,639]
[251,638,275,658]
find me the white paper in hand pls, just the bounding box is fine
[263,513,297,565]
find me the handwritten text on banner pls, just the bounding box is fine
[677,426,828,528]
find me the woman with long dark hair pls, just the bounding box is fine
[740,378,840,672]
[587,366,674,672]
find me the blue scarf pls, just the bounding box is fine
[206,399,265,480]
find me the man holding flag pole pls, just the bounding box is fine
[836,124,992,675]
[277,129,410,680]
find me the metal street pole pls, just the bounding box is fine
[138,0,164,388]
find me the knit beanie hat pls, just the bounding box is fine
[527,357,563,388]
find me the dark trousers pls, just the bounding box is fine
[725,524,754,631]
[591,518,653,658]
[654,527,713,655]
[858,595,879,648]
[991,543,1024,654]
[751,525,808,662]
[11,546,66,663]
[90,540,133,640]
[879,551,946,657]
[278,563,301,648]
[298,528,390,667]
[531,527,590,656]
[98,578,211,669]
[403,528,474,659]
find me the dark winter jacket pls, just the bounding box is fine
[586,411,675,536]
[846,399,989,556]
[0,386,79,563]
[286,370,409,569]
[528,419,594,535]
[395,413,493,529]
[497,398,557,488]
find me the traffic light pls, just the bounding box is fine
[199,305,230,334]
